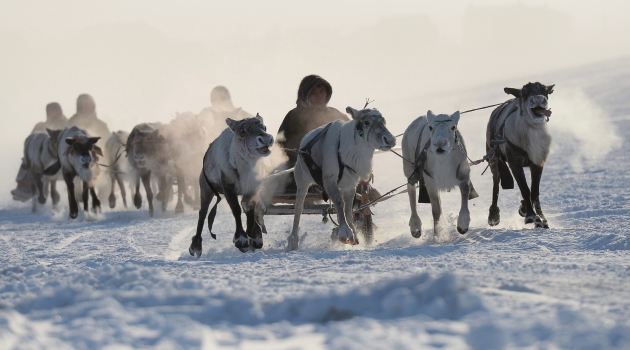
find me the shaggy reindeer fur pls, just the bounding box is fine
[57,126,103,219]
[486,82,554,228]
[189,115,274,257]
[287,107,396,251]
[23,129,64,211]
[402,111,475,238]
[127,123,176,217]
[105,131,135,209]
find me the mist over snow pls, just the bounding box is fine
[1,1,630,349]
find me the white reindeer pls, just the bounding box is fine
[23,129,64,211]
[287,107,396,251]
[57,126,103,219]
[189,115,274,257]
[486,82,554,228]
[402,111,477,238]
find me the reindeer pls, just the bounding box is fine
[286,106,396,251]
[189,115,274,257]
[126,123,176,217]
[402,111,478,238]
[486,82,554,229]
[23,129,64,211]
[165,112,208,212]
[57,126,103,219]
[105,130,134,209]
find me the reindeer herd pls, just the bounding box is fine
[19,82,554,255]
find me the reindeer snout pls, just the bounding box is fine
[378,134,396,151]
[80,156,92,168]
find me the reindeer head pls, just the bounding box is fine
[131,129,168,169]
[426,110,460,158]
[505,82,554,124]
[346,107,396,151]
[226,114,274,158]
[65,135,102,169]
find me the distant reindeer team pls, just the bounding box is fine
[20,81,554,254]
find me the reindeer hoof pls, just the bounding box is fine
[524,215,540,225]
[38,196,46,205]
[457,226,468,235]
[69,211,78,219]
[234,233,250,253]
[411,229,422,239]
[488,206,500,226]
[518,200,527,217]
[134,194,142,209]
[533,217,549,229]
[249,237,263,250]
[189,236,202,258]
[109,194,116,208]
[175,203,184,214]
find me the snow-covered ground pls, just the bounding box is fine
[1,59,629,349]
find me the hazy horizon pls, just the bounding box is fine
[1,0,629,199]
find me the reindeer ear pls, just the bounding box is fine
[89,137,101,145]
[504,87,522,98]
[547,84,555,95]
[427,110,435,124]
[346,107,361,120]
[255,113,263,123]
[93,145,103,157]
[450,111,460,125]
[65,137,75,146]
[226,118,238,132]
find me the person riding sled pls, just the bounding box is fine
[275,74,381,202]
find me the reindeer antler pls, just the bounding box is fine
[363,98,375,109]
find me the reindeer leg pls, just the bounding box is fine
[34,173,46,205]
[457,181,471,234]
[175,171,185,214]
[189,175,214,258]
[488,158,501,226]
[50,180,60,209]
[243,195,263,250]
[108,174,117,208]
[342,187,359,245]
[530,165,548,228]
[64,171,79,219]
[90,186,101,213]
[82,181,90,214]
[508,162,541,227]
[158,175,168,213]
[288,166,309,251]
[223,184,248,252]
[133,173,142,209]
[141,171,154,217]
[325,177,353,245]
[407,183,422,238]
[427,182,441,239]
[116,175,127,208]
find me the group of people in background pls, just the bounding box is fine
[12,74,350,210]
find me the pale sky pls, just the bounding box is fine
[1,0,629,194]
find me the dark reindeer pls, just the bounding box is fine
[127,123,175,217]
[57,126,103,219]
[189,115,274,257]
[486,82,554,229]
